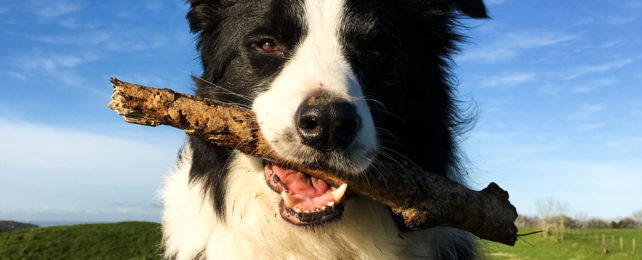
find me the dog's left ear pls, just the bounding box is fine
[403,0,489,19]
[187,0,235,33]
[454,0,488,18]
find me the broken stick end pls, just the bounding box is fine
[110,77,123,87]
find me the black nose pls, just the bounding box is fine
[295,95,361,150]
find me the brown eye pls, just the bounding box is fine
[260,39,279,52]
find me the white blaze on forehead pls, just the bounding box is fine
[297,0,352,91]
[252,0,376,169]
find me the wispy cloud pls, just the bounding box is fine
[7,49,99,87]
[32,1,80,18]
[105,35,169,51]
[33,31,111,45]
[144,2,164,11]
[569,87,595,94]
[573,123,607,131]
[604,136,642,149]
[459,48,517,62]
[49,18,103,30]
[505,31,579,49]
[15,50,97,72]
[460,31,579,62]
[566,103,607,121]
[3,71,27,80]
[600,39,623,48]
[58,17,80,29]
[574,17,595,26]
[485,0,506,4]
[605,15,639,25]
[570,78,618,93]
[563,59,633,79]
[621,1,642,9]
[480,72,536,87]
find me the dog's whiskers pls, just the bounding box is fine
[191,74,254,102]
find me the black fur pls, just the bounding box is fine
[184,0,487,257]
[186,1,308,220]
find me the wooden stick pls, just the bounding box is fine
[108,78,518,246]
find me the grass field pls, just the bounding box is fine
[482,227,642,260]
[0,222,161,260]
[1,223,640,259]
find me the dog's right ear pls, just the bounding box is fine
[186,0,233,33]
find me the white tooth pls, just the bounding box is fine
[295,208,302,213]
[331,183,348,202]
[281,191,294,208]
[304,210,310,214]
[327,201,334,207]
[321,206,326,211]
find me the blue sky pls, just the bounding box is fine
[1,0,641,224]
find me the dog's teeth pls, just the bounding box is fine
[331,183,347,202]
[281,191,295,208]
[295,208,302,213]
[327,201,334,207]
[321,206,326,211]
[304,210,310,214]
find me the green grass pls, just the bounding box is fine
[2,222,641,259]
[0,222,162,260]
[482,227,642,260]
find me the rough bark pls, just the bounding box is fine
[108,78,518,246]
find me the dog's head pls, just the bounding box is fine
[187,0,487,225]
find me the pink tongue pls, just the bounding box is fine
[271,164,330,197]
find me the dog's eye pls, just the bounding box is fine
[259,39,280,52]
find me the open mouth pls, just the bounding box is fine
[263,161,348,225]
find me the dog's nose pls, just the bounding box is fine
[295,95,361,150]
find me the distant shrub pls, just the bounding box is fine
[585,218,609,229]
[610,218,640,229]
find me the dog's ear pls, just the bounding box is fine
[404,0,489,19]
[186,0,234,33]
[454,0,489,18]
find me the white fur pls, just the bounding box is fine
[161,146,217,259]
[252,0,377,173]
[162,144,471,259]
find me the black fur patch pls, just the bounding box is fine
[187,137,232,219]
[186,0,308,219]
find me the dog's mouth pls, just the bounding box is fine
[263,161,347,225]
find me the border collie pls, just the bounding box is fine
[162,0,488,259]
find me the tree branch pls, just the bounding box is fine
[108,78,518,246]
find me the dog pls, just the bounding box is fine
[161,0,488,259]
